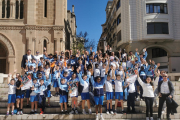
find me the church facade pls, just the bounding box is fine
[0,0,77,74]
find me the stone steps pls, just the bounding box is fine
[0,113,180,120]
[1,106,180,114]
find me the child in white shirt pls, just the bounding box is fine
[7,74,17,116]
[105,75,114,114]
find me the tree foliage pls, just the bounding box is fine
[75,31,97,52]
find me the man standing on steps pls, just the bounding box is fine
[157,73,174,120]
[21,49,34,73]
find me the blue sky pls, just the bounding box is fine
[67,0,109,51]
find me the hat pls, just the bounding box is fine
[110,56,114,60]
[36,51,40,54]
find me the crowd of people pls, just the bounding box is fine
[6,46,175,120]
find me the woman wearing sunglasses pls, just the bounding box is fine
[136,68,160,120]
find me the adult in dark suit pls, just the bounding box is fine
[157,73,174,120]
[21,49,34,69]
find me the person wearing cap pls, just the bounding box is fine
[21,49,34,69]
[34,51,43,62]
[47,54,54,63]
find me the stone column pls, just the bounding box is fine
[0,0,2,18]
[54,39,57,52]
[26,37,29,51]
[18,0,20,19]
[11,0,15,19]
[32,37,36,55]
[8,57,15,74]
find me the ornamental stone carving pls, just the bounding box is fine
[0,34,15,56]
[0,27,24,30]
[53,26,64,31]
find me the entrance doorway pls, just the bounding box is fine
[0,44,7,73]
[146,47,168,72]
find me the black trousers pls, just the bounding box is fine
[145,97,154,117]
[158,94,171,118]
[39,95,46,112]
[127,92,135,112]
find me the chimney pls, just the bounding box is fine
[72,5,74,13]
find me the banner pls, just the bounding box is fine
[21,75,32,90]
[126,75,137,84]
[68,81,79,97]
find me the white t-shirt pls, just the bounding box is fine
[105,80,113,92]
[122,62,126,69]
[114,80,124,92]
[128,83,136,93]
[27,55,32,61]
[82,81,89,93]
[34,54,43,61]
[94,68,100,77]
[126,60,132,68]
[100,68,105,77]
[8,84,16,94]
[44,68,50,76]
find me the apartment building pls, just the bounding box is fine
[98,0,180,73]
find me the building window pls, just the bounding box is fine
[2,0,5,18]
[16,0,19,19]
[146,3,168,14]
[6,0,10,18]
[116,0,121,11]
[117,14,121,25]
[44,40,47,50]
[152,48,167,58]
[147,22,169,34]
[44,0,47,17]
[20,0,24,19]
[117,31,121,42]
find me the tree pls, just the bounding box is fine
[73,31,96,53]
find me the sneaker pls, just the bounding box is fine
[6,112,9,116]
[146,117,149,120]
[114,110,117,115]
[26,105,30,108]
[34,111,37,114]
[110,111,114,114]
[82,111,87,114]
[69,110,74,114]
[61,111,64,114]
[121,111,126,114]
[30,111,34,114]
[17,111,20,115]
[106,111,109,114]
[40,111,44,115]
[20,111,23,115]
[100,116,104,120]
[65,111,68,114]
[89,111,92,115]
[150,117,154,120]
[75,110,78,114]
[96,116,98,120]
[11,112,14,116]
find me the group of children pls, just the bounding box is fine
[6,47,165,120]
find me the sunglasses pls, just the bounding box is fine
[163,76,168,78]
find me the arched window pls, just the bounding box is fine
[15,0,19,19]
[20,0,24,19]
[43,40,47,50]
[44,0,47,17]
[6,0,10,18]
[2,0,5,18]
